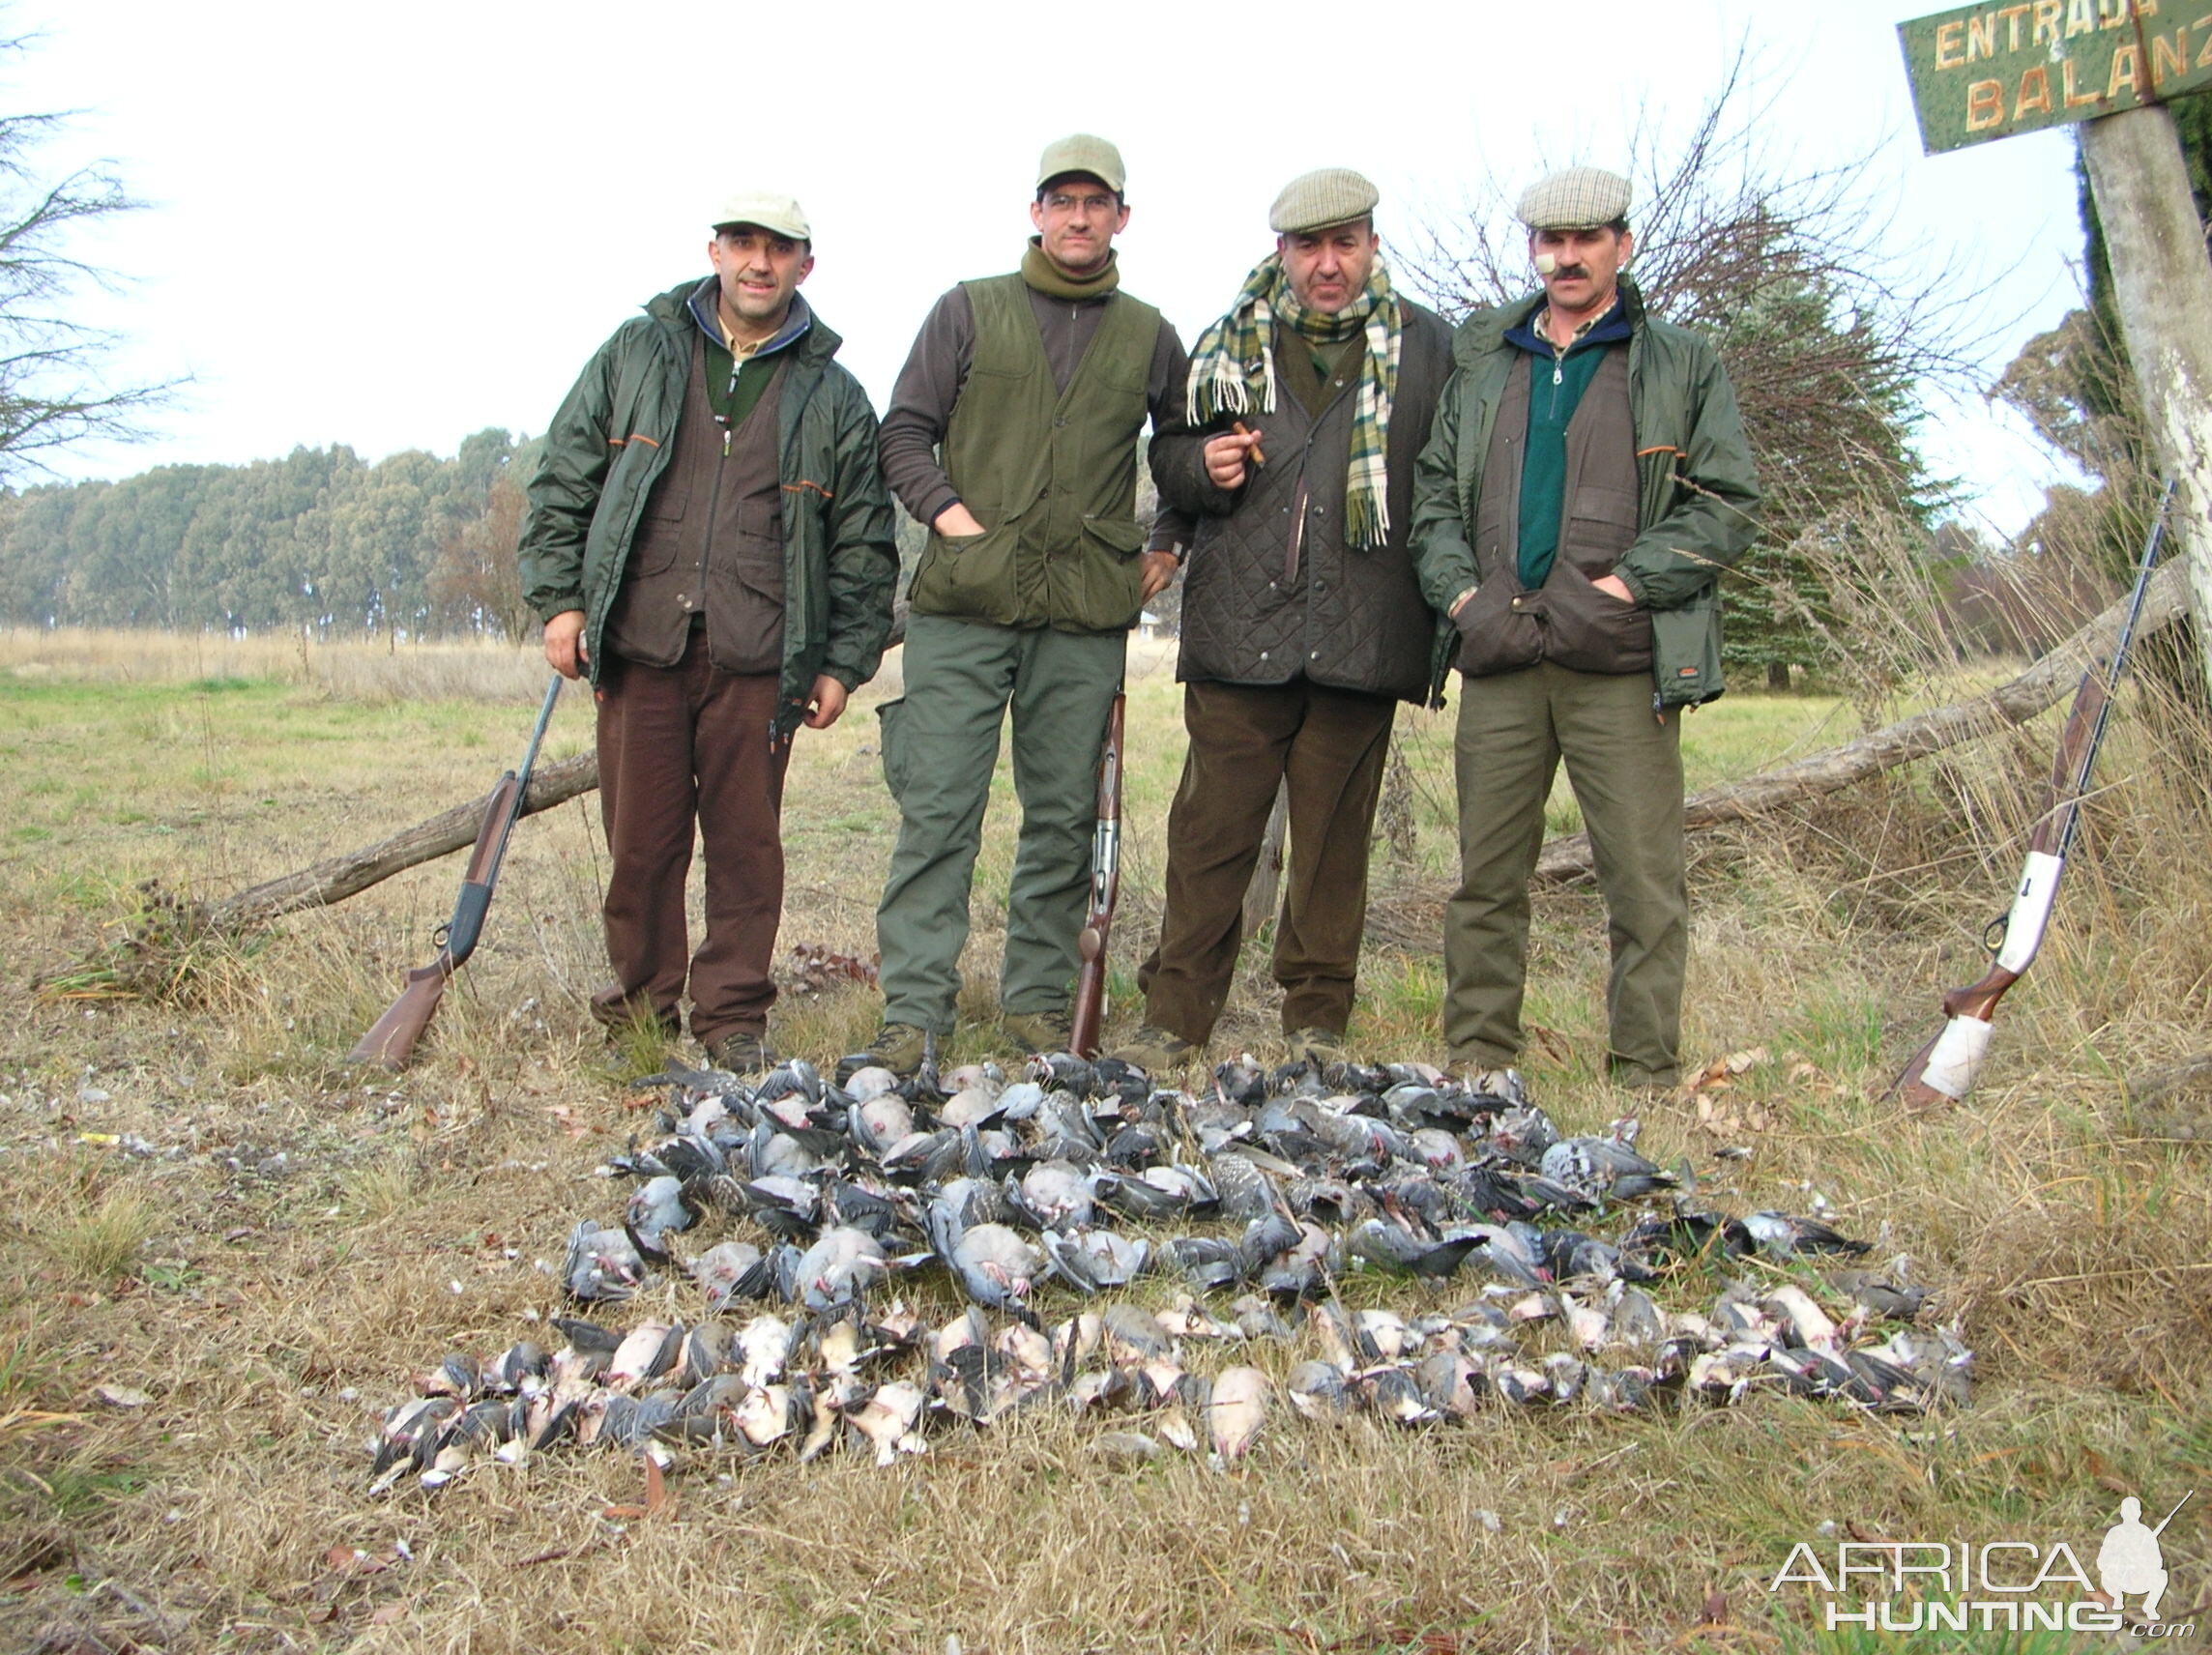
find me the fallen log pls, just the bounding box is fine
[189,573,2182,925]
[1533,563,2188,883]
[204,750,602,931]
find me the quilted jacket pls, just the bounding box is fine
[1150,299,1454,705]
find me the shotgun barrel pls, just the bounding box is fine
[1069,689,1125,1060]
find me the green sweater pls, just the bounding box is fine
[1509,302,1634,589]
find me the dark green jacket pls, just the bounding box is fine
[517,280,899,736]
[1410,277,1760,706]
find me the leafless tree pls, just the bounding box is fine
[0,40,174,477]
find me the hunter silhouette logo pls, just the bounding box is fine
[1767,1491,2199,1635]
[2099,1494,2190,1623]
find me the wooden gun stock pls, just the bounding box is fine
[350,957,458,1068]
[1069,691,1125,1060]
[349,678,560,1069]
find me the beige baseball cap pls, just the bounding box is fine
[711,190,811,240]
[1035,133,1126,194]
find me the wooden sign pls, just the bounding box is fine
[1898,0,2212,154]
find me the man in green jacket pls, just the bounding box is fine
[863,134,1186,1073]
[517,191,898,1073]
[1410,166,1759,1092]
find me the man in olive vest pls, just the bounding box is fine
[1111,169,1452,1071]
[864,134,1187,1073]
[518,193,898,1074]
[1410,166,1759,1092]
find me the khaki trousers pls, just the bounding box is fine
[1138,680,1397,1043]
[1445,661,1684,1086]
[874,614,1126,1032]
[592,634,789,1046]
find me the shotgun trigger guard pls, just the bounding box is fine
[1980,913,2007,955]
[432,921,451,949]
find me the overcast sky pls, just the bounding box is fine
[15,0,2085,536]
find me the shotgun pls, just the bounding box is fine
[350,674,564,1068]
[1891,479,2172,1106]
[1069,688,1125,1060]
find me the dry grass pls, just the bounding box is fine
[0,614,2207,1653]
[0,624,550,702]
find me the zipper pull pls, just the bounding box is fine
[722,427,733,458]
[1553,363,1563,387]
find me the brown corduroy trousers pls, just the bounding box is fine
[1137,679,1397,1043]
[590,634,789,1046]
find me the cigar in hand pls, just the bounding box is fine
[1234,421,1266,468]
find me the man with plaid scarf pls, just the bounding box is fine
[1111,168,1454,1070]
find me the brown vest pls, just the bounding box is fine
[1458,345,1650,677]
[604,331,787,673]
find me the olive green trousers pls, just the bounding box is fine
[874,614,1125,1032]
[1445,661,1685,1087]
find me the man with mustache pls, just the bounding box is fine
[1410,166,1760,1093]
[863,135,1186,1074]
[1112,168,1452,1070]
[519,193,898,1073]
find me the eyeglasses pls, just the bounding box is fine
[1043,191,1119,216]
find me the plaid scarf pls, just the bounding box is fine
[1183,250,1402,549]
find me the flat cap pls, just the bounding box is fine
[1037,133,1125,194]
[1268,167,1379,236]
[712,190,810,241]
[1514,166,1632,232]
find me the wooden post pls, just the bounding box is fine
[2080,104,2212,700]
[1241,781,1289,940]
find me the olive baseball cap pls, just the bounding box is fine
[711,190,811,240]
[1036,133,1126,194]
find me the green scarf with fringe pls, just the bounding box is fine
[1183,251,1401,549]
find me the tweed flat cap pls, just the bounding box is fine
[1515,166,1632,231]
[1269,167,1380,235]
[1037,133,1126,194]
[712,190,810,240]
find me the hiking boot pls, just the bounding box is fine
[842,1022,929,1080]
[1107,1023,1199,1073]
[1001,1006,1075,1056]
[1284,1027,1350,1061]
[705,1029,777,1075]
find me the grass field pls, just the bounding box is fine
[0,625,2204,1653]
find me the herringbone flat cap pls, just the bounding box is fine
[1515,166,1632,231]
[1268,168,1380,235]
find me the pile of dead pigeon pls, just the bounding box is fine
[366,1053,1970,1492]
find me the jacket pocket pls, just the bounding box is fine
[1560,485,1638,567]
[876,695,911,801]
[624,470,690,577]
[1058,513,1147,633]
[703,532,785,675]
[907,521,1022,624]
[1542,561,1652,675]
[1453,580,1543,678]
